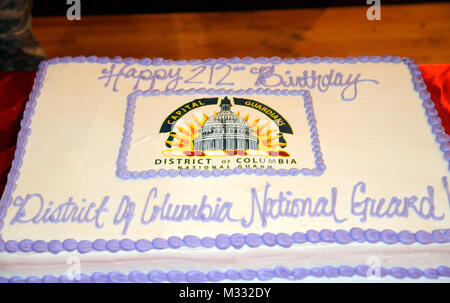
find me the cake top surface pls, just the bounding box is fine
[0,55,449,254]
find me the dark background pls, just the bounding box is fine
[32,0,445,16]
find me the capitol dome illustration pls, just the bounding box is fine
[193,97,259,151]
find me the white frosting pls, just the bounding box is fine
[0,59,449,281]
[1,243,448,282]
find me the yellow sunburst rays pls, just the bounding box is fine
[248,119,282,152]
[248,118,261,129]
[192,113,206,128]
[260,132,285,149]
[236,111,250,123]
[172,129,190,149]
[171,113,209,151]
[176,124,195,150]
[260,128,273,149]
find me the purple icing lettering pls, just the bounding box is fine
[10,194,109,228]
[440,176,450,211]
[94,196,110,228]
[98,64,127,92]
[419,186,445,220]
[10,193,44,224]
[215,64,234,86]
[166,68,183,90]
[98,64,119,92]
[242,185,268,227]
[339,73,379,101]
[197,195,213,221]
[125,67,138,80]
[98,64,183,92]
[242,183,346,228]
[141,187,158,224]
[251,65,281,87]
[317,69,334,92]
[113,195,136,235]
[133,69,152,90]
[250,65,378,101]
[333,72,344,86]
[351,181,445,222]
[140,187,239,225]
[184,65,206,84]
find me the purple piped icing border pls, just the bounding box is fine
[0,265,448,283]
[0,61,48,238]
[45,54,404,67]
[0,56,449,280]
[0,228,449,254]
[116,89,325,179]
[1,228,449,254]
[402,58,450,168]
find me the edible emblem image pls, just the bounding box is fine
[193,97,259,152]
[122,92,321,175]
[160,96,291,157]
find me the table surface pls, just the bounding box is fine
[2,2,450,194]
[32,3,450,64]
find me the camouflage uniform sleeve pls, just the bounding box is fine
[0,0,46,71]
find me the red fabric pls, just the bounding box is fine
[0,66,449,196]
[419,65,450,132]
[0,71,36,196]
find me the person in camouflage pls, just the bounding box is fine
[0,0,46,71]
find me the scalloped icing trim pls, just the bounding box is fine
[0,228,449,254]
[0,265,449,283]
[0,55,448,259]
